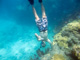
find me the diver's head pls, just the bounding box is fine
[41,41,46,47]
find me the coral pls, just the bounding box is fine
[41,19,80,60]
[53,20,80,48]
[53,19,80,60]
[72,45,80,60]
[53,33,68,48]
[61,20,80,32]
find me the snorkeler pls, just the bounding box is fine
[28,0,52,47]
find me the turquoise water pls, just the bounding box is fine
[0,0,80,60]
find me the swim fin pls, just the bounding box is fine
[28,0,34,5]
[39,0,42,3]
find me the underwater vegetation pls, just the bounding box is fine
[41,19,80,60]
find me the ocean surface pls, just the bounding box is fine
[0,0,80,60]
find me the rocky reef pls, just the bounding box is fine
[41,19,80,60]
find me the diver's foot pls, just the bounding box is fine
[28,0,34,5]
[39,0,42,3]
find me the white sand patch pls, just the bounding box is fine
[10,40,39,59]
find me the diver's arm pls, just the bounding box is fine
[32,5,40,21]
[35,33,43,41]
[47,39,52,44]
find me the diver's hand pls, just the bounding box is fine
[35,33,42,41]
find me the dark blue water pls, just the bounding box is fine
[0,0,80,60]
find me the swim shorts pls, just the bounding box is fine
[35,17,48,32]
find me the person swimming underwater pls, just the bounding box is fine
[28,0,52,47]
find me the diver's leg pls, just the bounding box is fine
[28,0,40,20]
[39,0,46,18]
[41,3,46,18]
[32,6,40,20]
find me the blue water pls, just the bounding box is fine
[0,0,80,60]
